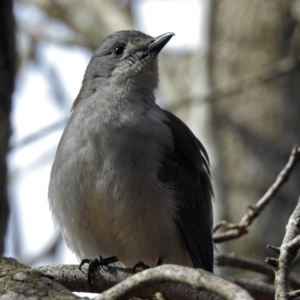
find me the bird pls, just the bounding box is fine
[48,30,214,273]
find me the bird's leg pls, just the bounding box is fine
[79,255,118,286]
[132,261,150,273]
[131,258,163,273]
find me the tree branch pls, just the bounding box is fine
[37,263,255,300]
[229,278,274,300]
[218,254,274,278]
[93,265,254,300]
[266,197,300,300]
[11,118,68,151]
[218,254,300,290]
[213,146,300,243]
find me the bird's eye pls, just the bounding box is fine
[113,46,124,57]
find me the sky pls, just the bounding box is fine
[5,0,209,269]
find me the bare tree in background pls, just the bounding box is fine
[209,0,300,269]
[0,0,15,254]
[2,0,300,298]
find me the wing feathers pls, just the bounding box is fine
[159,110,214,271]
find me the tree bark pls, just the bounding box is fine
[0,257,78,299]
[0,0,15,254]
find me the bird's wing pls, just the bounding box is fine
[158,110,214,271]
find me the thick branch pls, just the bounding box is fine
[38,264,223,299]
[266,198,300,300]
[218,254,274,278]
[36,264,131,294]
[230,278,274,300]
[218,254,300,290]
[93,265,254,300]
[37,263,255,300]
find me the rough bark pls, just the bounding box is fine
[0,257,78,299]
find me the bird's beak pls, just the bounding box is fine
[143,32,175,57]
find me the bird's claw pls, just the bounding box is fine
[132,261,150,273]
[79,255,118,286]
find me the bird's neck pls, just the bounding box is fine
[101,79,156,106]
[73,82,158,128]
[73,76,156,111]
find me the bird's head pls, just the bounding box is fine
[74,30,174,105]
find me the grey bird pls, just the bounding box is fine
[49,30,214,272]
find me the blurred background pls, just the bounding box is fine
[1,0,300,285]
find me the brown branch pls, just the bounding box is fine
[229,278,274,300]
[218,254,300,291]
[218,254,274,279]
[213,146,300,243]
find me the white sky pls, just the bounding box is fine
[6,0,208,268]
[133,0,205,50]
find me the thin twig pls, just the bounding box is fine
[213,146,300,243]
[168,56,300,112]
[11,118,68,151]
[21,25,83,47]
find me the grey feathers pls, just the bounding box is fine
[49,30,214,271]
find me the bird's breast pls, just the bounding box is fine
[62,107,180,265]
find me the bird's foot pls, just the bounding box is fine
[130,258,163,273]
[132,261,150,273]
[79,255,118,286]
